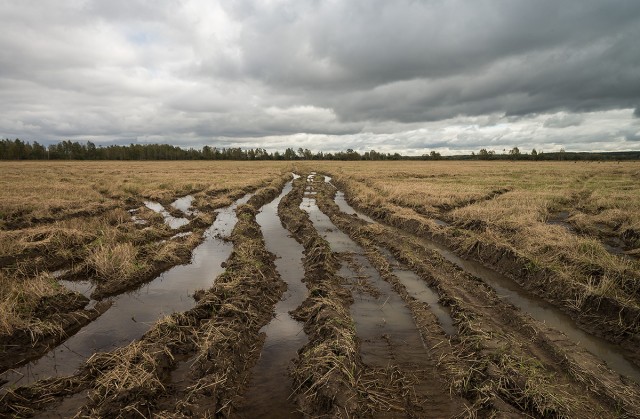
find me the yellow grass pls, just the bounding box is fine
[307,160,640,305]
[0,161,293,336]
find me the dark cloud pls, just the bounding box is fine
[0,0,639,153]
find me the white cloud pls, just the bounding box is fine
[0,0,639,154]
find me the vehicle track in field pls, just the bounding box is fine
[4,171,640,418]
[294,173,465,417]
[0,177,290,417]
[315,173,640,417]
[0,193,253,390]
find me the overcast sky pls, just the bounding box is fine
[1,0,639,155]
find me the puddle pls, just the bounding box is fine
[300,195,360,253]
[59,280,94,300]
[300,186,427,361]
[339,255,428,365]
[171,195,197,216]
[407,231,640,384]
[144,201,189,229]
[1,194,252,389]
[131,215,147,225]
[170,232,193,240]
[238,180,307,417]
[547,211,573,231]
[434,219,450,227]
[334,191,375,223]
[378,248,456,336]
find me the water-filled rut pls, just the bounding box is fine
[1,193,252,389]
[333,180,640,384]
[237,178,307,418]
[301,175,459,415]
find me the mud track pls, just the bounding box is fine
[4,170,640,418]
[332,176,640,368]
[0,176,290,417]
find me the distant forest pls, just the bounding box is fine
[1,138,639,161]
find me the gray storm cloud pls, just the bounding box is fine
[0,0,639,154]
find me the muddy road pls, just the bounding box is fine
[2,171,640,418]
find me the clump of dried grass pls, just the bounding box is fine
[87,242,143,282]
[0,271,63,336]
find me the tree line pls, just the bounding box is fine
[1,138,638,161]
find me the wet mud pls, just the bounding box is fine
[315,175,640,417]
[237,179,307,418]
[1,194,251,389]
[300,175,462,417]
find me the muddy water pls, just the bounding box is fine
[332,188,640,382]
[408,230,640,384]
[378,248,456,336]
[321,174,375,223]
[301,189,458,415]
[1,194,252,389]
[334,191,375,223]
[328,192,455,335]
[237,180,307,418]
[171,195,196,216]
[144,201,189,229]
[338,255,428,363]
[300,189,420,359]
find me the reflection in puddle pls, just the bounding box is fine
[408,231,640,384]
[300,185,446,366]
[144,201,189,229]
[334,191,375,223]
[378,248,456,336]
[1,194,252,389]
[171,195,197,216]
[239,179,307,417]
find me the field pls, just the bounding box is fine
[1,160,640,417]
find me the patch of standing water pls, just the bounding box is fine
[171,195,197,216]
[301,194,359,253]
[59,280,94,301]
[238,180,307,418]
[302,190,458,415]
[378,247,456,336]
[144,201,189,229]
[409,231,640,384]
[1,193,253,390]
[300,187,424,365]
[334,191,375,223]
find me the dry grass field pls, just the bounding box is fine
[1,160,640,417]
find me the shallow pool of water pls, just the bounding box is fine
[144,201,190,229]
[237,180,307,417]
[171,195,197,216]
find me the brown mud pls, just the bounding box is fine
[0,176,290,417]
[317,173,640,417]
[0,193,253,390]
[331,175,640,369]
